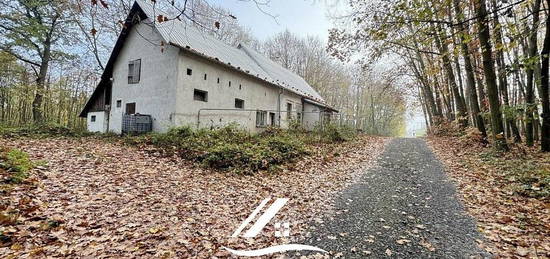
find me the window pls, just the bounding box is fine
[126,102,136,115]
[229,81,232,87]
[256,110,267,127]
[204,74,207,80]
[116,100,122,108]
[217,78,220,84]
[269,112,276,126]
[91,115,96,122]
[239,84,242,90]
[187,68,193,75]
[235,98,244,109]
[128,59,141,84]
[194,89,208,102]
[286,103,292,120]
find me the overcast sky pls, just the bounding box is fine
[210,0,426,137]
[211,0,347,42]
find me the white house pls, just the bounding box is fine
[80,0,336,134]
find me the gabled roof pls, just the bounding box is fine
[80,0,333,117]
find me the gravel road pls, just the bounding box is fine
[297,138,489,258]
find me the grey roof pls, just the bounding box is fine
[135,0,326,103]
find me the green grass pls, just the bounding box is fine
[0,148,35,184]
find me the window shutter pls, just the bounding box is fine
[135,59,141,82]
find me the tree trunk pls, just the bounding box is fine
[453,0,487,139]
[523,0,542,146]
[32,37,52,124]
[540,0,550,151]
[490,0,521,143]
[433,24,468,127]
[475,0,508,150]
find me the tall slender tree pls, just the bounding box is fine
[475,0,508,150]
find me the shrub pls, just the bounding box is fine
[317,124,357,142]
[125,122,360,173]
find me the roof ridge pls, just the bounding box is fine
[135,0,326,103]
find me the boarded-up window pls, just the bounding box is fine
[194,89,208,102]
[256,110,267,127]
[235,98,244,109]
[126,102,136,115]
[128,59,141,84]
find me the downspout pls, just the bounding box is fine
[105,82,110,133]
[278,87,283,127]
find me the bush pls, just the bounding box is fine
[125,123,360,174]
[126,125,311,174]
[316,124,357,142]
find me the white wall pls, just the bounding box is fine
[173,52,303,132]
[303,102,322,131]
[107,21,179,133]
[87,111,108,133]
[100,20,327,134]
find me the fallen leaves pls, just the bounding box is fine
[395,239,411,245]
[419,239,435,252]
[0,135,387,257]
[428,136,550,258]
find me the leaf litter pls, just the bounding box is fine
[0,135,386,258]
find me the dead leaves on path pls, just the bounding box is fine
[428,136,549,258]
[0,136,386,257]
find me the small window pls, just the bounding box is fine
[217,78,220,84]
[256,110,267,127]
[194,89,208,102]
[187,68,193,75]
[286,103,292,120]
[128,59,141,84]
[91,115,96,122]
[126,102,136,115]
[239,84,242,90]
[204,74,207,80]
[229,81,232,87]
[235,98,244,109]
[269,112,276,126]
[116,100,122,108]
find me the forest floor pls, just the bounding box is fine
[0,135,386,258]
[428,136,550,258]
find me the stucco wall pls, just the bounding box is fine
[107,21,179,133]
[303,102,323,131]
[92,20,328,134]
[173,51,303,132]
[87,111,108,133]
